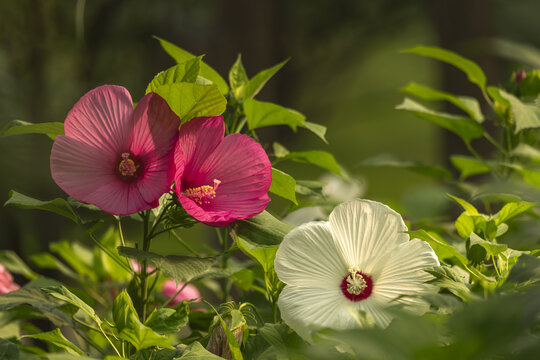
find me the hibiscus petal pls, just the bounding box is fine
[64,85,133,151]
[50,136,152,215]
[136,151,175,205]
[177,194,233,226]
[176,117,224,187]
[129,92,181,158]
[329,199,409,270]
[373,239,439,301]
[274,222,348,288]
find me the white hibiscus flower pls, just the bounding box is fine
[274,199,439,340]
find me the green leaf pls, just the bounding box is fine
[232,211,293,246]
[455,213,475,239]
[4,191,78,223]
[230,269,255,291]
[243,59,289,99]
[505,255,540,287]
[0,250,37,280]
[410,230,469,266]
[30,253,78,278]
[22,329,84,355]
[396,98,484,143]
[154,83,226,124]
[269,168,297,204]
[495,201,534,225]
[229,54,249,99]
[425,266,472,301]
[43,285,102,326]
[117,247,216,283]
[360,153,452,179]
[401,82,484,122]
[50,240,96,281]
[301,121,328,143]
[447,194,479,215]
[146,56,203,94]
[469,233,508,257]
[272,142,290,158]
[214,312,243,360]
[510,143,540,161]
[145,304,189,334]
[498,90,540,133]
[244,99,305,131]
[155,37,228,95]
[403,46,487,90]
[280,150,342,176]
[236,237,278,273]
[0,120,64,140]
[179,342,223,359]
[450,155,490,180]
[0,338,19,360]
[112,291,172,350]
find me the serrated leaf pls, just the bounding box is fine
[155,37,228,95]
[401,82,484,122]
[396,98,484,143]
[117,247,216,283]
[154,83,226,124]
[495,201,534,225]
[0,250,37,280]
[280,150,342,176]
[269,168,297,204]
[232,211,293,246]
[4,190,78,223]
[229,54,249,99]
[360,153,452,179]
[403,46,487,90]
[112,291,172,350]
[0,120,64,140]
[146,56,203,94]
[22,329,84,355]
[243,59,288,99]
[498,90,540,133]
[450,155,490,180]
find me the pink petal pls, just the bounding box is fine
[50,136,154,215]
[178,194,233,226]
[136,151,175,204]
[64,85,133,151]
[129,92,181,158]
[176,117,224,188]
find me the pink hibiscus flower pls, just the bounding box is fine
[0,264,20,294]
[50,85,181,215]
[161,279,201,306]
[173,116,272,226]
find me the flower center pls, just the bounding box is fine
[184,179,221,205]
[117,153,140,182]
[340,267,373,302]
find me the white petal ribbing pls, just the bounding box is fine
[274,222,347,289]
[329,199,409,269]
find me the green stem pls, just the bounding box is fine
[483,131,506,155]
[139,210,152,322]
[170,230,199,255]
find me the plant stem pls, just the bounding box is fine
[170,229,199,256]
[139,210,152,322]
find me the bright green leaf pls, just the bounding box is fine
[244,98,305,131]
[232,211,294,246]
[4,190,78,223]
[0,120,64,140]
[270,168,297,204]
[301,121,328,143]
[272,142,290,158]
[425,266,472,302]
[179,342,223,359]
[50,241,96,281]
[396,98,484,143]
[495,201,534,225]
[22,328,84,355]
[229,54,249,99]
[243,59,289,99]
[117,247,216,283]
[401,82,484,122]
[403,46,487,90]
[236,237,279,273]
[43,286,101,326]
[155,37,228,95]
[455,213,475,239]
[450,155,490,180]
[469,233,508,257]
[447,194,479,215]
[280,150,342,176]
[146,56,203,94]
[510,143,540,161]
[498,90,540,133]
[154,83,226,124]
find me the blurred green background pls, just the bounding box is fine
[2,0,540,258]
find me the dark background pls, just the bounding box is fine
[2,0,540,258]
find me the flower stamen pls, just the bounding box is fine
[340,266,373,302]
[117,153,141,182]
[185,179,221,205]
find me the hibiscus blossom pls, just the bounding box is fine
[274,199,439,340]
[161,279,201,306]
[50,85,180,215]
[173,116,272,226]
[0,264,19,294]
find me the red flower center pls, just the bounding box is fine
[184,179,221,205]
[340,268,373,302]
[117,152,141,182]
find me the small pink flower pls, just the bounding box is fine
[50,85,180,215]
[516,69,526,83]
[161,279,201,306]
[0,264,20,294]
[129,259,155,274]
[173,116,272,226]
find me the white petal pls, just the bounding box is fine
[278,285,358,340]
[373,239,439,303]
[329,199,409,270]
[274,222,348,289]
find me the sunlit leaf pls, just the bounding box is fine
[243,59,289,99]
[396,98,484,143]
[403,46,487,90]
[450,155,490,180]
[146,56,203,93]
[232,211,293,246]
[179,341,223,359]
[145,304,189,334]
[236,237,278,273]
[229,54,249,99]
[0,120,64,140]
[498,90,540,133]
[469,233,507,257]
[270,168,297,204]
[43,285,101,326]
[447,194,479,215]
[280,150,341,176]
[495,201,534,225]
[22,328,84,355]
[4,191,78,223]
